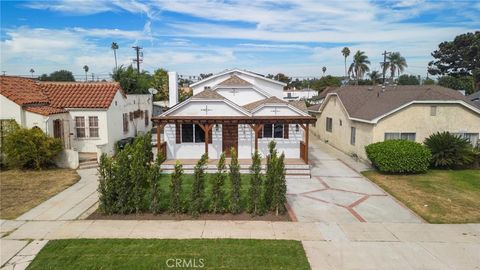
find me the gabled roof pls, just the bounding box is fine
[39,81,121,109]
[24,106,67,116]
[217,75,253,87]
[190,88,225,99]
[0,76,49,105]
[318,85,480,123]
[190,68,287,88]
[242,96,308,114]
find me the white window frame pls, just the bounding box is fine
[88,116,99,138]
[263,124,284,138]
[384,132,416,142]
[75,117,85,138]
[350,127,356,145]
[326,117,333,132]
[181,124,205,143]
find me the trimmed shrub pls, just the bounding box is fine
[3,125,62,170]
[272,153,287,216]
[248,150,263,215]
[424,132,475,169]
[149,156,163,214]
[189,153,208,217]
[365,140,431,173]
[169,161,184,214]
[210,152,227,213]
[264,141,277,210]
[229,147,242,214]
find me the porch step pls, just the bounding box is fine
[78,159,98,170]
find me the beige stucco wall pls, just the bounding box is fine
[311,95,374,160]
[312,97,480,161]
[373,103,480,143]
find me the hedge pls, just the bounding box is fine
[365,140,431,174]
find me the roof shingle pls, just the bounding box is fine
[0,76,49,105]
[191,89,225,100]
[24,106,67,116]
[218,75,252,87]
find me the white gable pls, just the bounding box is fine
[164,100,250,117]
[215,87,267,106]
[252,104,307,116]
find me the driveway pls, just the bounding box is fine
[287,139,422,223]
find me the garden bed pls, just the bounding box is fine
[88,211,291,221]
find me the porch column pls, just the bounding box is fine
[300,123,309,163]
[248,124,263,152]
[199,124,213,157]
[156,122,164,157]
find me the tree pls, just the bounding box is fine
[248,150,263,215]
[348,51,370,85]
[38,70,75,82]
[149,154,163,214]
[341,47,350,78]
[272,153,286,216]
[83,65,89,81]
[310,75,342,91]
[437,75,474,94]
[322,66,327,77]
[111,65,151,94]
[398,74,420,85]
[169,161,184,214]
[210,152,227,213]
[368,71,381,85]
[98,153,114,214]
[264,141,277,210]
[423,77,435,85]
[272,73,291,87]
[384,52,408,81]
[190,153,208,217]
[199,73,213,80]
[151,68,169,101]
[428,31,480,91]
[111,42,119,70]
[229,147,241,214]
[29,68,35,78]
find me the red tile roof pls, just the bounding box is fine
[24,106,67,116]
[39,81,121,109]
[0,76,122,115]
[0,76,49,105]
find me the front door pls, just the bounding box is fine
[53,119,62,139]
[222,124,238,157]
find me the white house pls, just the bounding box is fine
[153,69,316,163]
[0,76,152,161]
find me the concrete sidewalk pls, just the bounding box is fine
[1,220,479,269]
[16,168,98,221]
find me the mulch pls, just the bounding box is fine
[87,211,291,221]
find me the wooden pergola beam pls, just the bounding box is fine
[199,124,214,157]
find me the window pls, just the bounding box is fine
[350,127,356,145]
[263,124,284,138]
[144,110,149,126]
[75,117,85,138]
[339,120,342,126]
[88,116,99,138]
[453,133,479,147]
[123,113,129,133]
[384,132,416,141]
[181,124,205,143]
[326,117,333,132]
[430,106,437,116]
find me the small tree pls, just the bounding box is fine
[149,155,163,214]
[113,143,135,214]
[169,161,184,214]
[424,132,474,169]
[264,141,277,210]
[248,150,263,215]
[229,147,242,214]
[189,153,208,217]
[272,153,287,216]
[98,153,114,214]
[210,152,227,213]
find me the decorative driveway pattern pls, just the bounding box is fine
[287,139,422,223]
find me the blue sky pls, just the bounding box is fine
[1,0,479,80]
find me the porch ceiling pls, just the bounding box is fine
[151,115,316,125]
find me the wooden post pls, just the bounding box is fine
[299,123,309,163]
[156,123,164,158]
[248,124,263,152]
[199,124,213,157]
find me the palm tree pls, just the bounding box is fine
[341,47,350,78]
[83,65,89,81]
[29,68,35,78]
[322,66,327,76]
[111,42,119,70]
[348,51,370,85]
[368,71,380,85]
[384,52,407,82]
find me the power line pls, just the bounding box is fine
[132,46,143,73]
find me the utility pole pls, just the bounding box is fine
[381,50,391,86]
[132,46,143,73]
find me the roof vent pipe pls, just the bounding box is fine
[168,71,178,107]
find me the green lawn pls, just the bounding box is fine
[27,239,310,270]
[363,169,480,223]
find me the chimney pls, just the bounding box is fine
[168,71,178,107]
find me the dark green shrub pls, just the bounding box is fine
[210,152,226,213]
[272,153,287,216]
[169,161,184,214]
[3,125,62,170]
[229,147,242,214]
[149,155,163,214]
[424,132,475,169]
[248,150,263,215]
[264,141,277,210]
[189,153,208,217]
[365,140,431,173]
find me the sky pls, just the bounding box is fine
[1,0,479,80]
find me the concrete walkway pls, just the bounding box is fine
[16,168,98,221]
[287,139,422,223]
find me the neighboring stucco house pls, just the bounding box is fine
[0,76,152,157]
[309,85,480,161]
[468,91,480,107]
[153,69,316,162]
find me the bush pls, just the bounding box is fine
[169,161,184,214]
[210,152,226,213]
[229,147,242,214]
[264,141,277,210]
[189,153,208,217]
[365,140,431,173]
[3,125,62,170]
[424,132,475,169]
[248,150,263,215]
[272,153,287,216]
